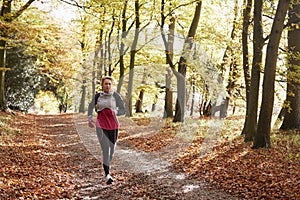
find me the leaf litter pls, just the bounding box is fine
[0,112,299,199]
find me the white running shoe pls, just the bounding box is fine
[105,174,113,185]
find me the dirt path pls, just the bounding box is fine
[73,114,242,199]
[1,113,241,199]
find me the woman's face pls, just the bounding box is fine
[102,79,112,93]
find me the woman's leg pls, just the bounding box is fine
[107,129,118,162]
[96,128,110,176]
[99,129,118,184]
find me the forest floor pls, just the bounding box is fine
[0,112,299,199]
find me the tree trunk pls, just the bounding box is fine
[241,0,252,134]
[244,0,264,142]
[0,39,7,111]
[79,80,86,113]
[203,101,212,117]
[173,57,186,122]
[280,2,300,130]
[92,49,98,94]
[164,14,175,118]
[165,68,173,118]
[126,0,140,117]
[190,81,196,116]
[254,0,290,148]
[135,89,144,113]
[173,0,202,122]
[92,35,102,94]
[107,10,115,76]
[98,28,104,79]
[117,0,128,93]
[0,1,11,111]
[103,40,107,76]
[0,70,6,111]
[220,0,239,118]
[222,62,238,118]
[135,67,148,113]
[79,16,89,113]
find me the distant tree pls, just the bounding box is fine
[5,47,46,111]
[1,1,76,113]
[135,68,148,113]
[117,0,129,93]
[77,12,97,113]
[92,8,105,96]
[159,0,202,122]
[107,9,116,76]
[165,9,175,118]
[173,0,202,122]
[190,78,196,116]
[254,0,290,148]
[280,1,300,130]
[219,0,241,118]
[79,15,90,113]
[159,0,174,118]
[0,0,36,111]
[126,0,140,117]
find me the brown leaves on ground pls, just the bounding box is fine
[174,137,299,199]
[1,112,299,199]
[0,112,77,199]
[119,117,178,152]
[121,116,300,200]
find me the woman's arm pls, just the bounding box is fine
[87,93,100,120]
[113,92,126,116]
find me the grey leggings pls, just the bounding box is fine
[96,128,118,175]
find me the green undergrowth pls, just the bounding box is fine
[0,113,21,143]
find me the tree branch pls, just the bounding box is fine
[58,0,88,9]
[165,0,199,18]
[9,0,36,21]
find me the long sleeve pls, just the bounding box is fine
[113,92,126,116]
[87,93,99,119]
[87,102,94,120]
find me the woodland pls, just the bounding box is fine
[0,0,299,199]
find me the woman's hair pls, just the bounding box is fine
[101,76,114,85]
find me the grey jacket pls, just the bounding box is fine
[88,91,125,120]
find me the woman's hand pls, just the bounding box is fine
[88,119,95,128]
